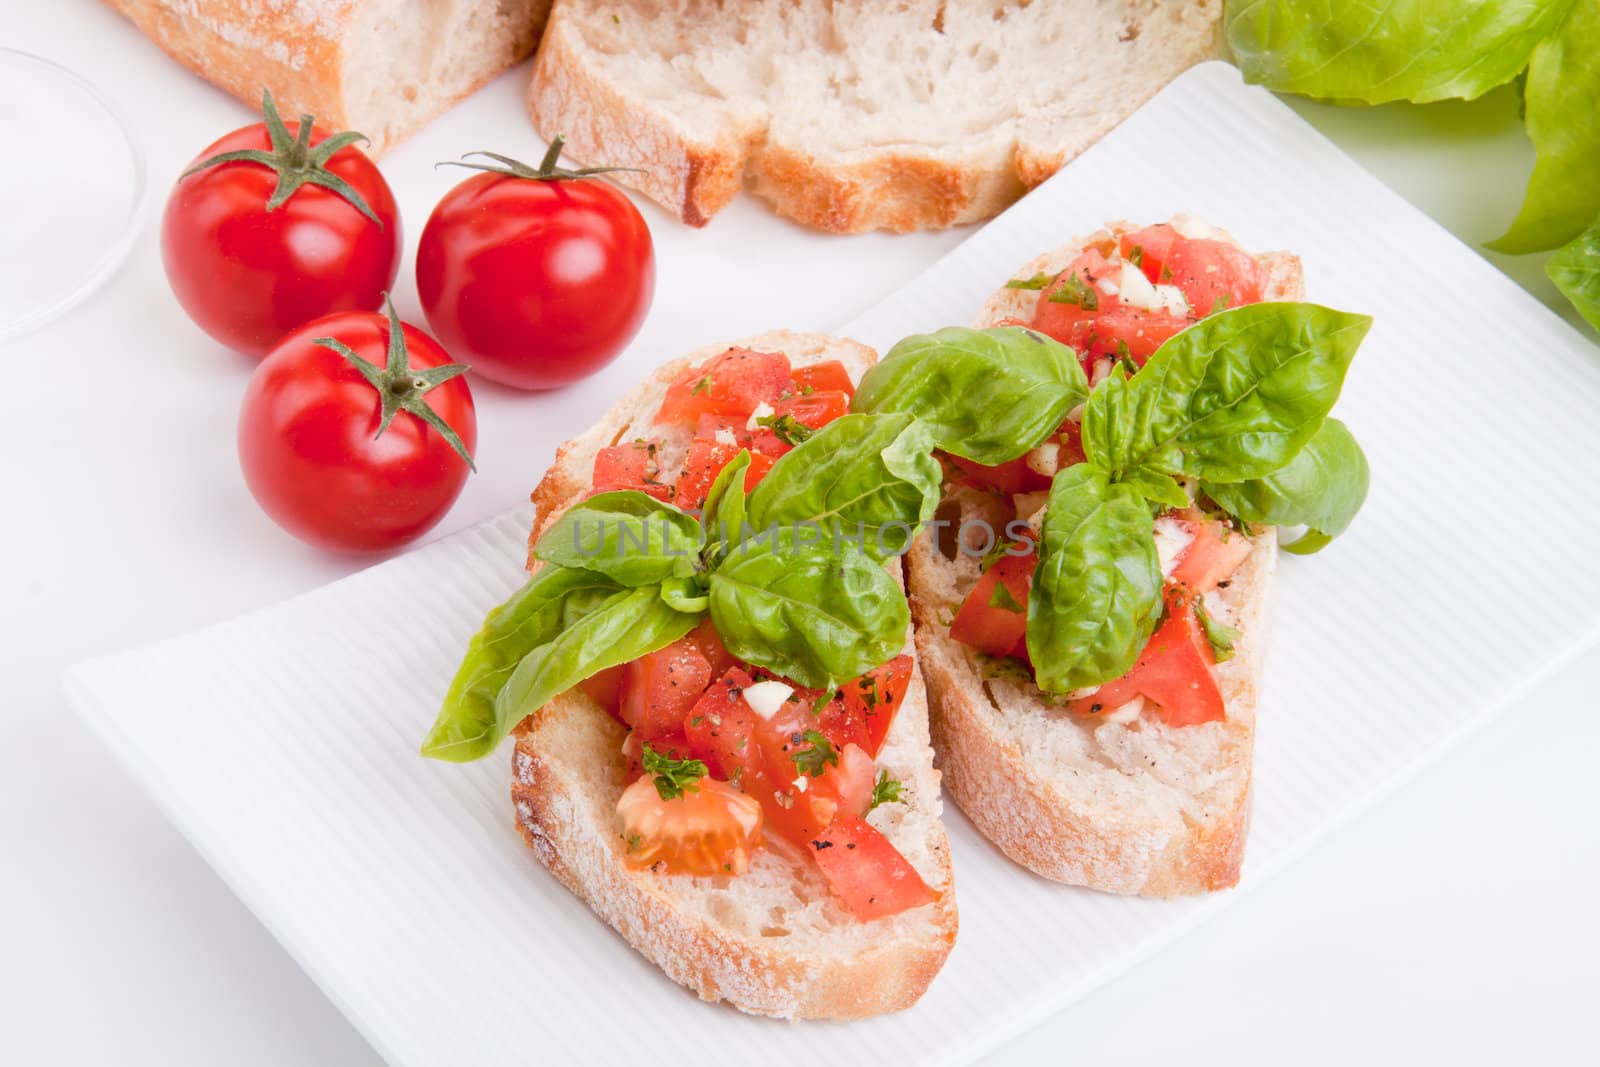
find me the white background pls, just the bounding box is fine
[4,3,1594,1064]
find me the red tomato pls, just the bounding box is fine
[684,618,735,678]
[791,360,855,398]
[949,547,1035,658]
[943,452,1051,494]
[810,816,937,920]
[675,439,742,511]
[827,655,914,758]
[1068,587,1225,727]
[1162,238,1266,316]
[616,775,763,877]
[162,93,400,358]
[591,439,672,502]
[748,390,852,455]
[619,638,714,741]
[656,348,792,426]
[1171,519,1254,593]
[683,668,763,783]
[579,664,625,719]
[619,729,695,777]
[1119,225,1179,284]
[416,140,654,390]
[237,305,475,552]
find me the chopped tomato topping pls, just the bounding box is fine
[591,439,672,502]
[619,638,714,741]
[790,360,855,398]
[579,665,625,720]
[827,655,913,759]
[620,729,696,777]
[943,451,1052,494]
[1171,519,1253,593]
[675,439,742,512]
[616,775,764,876]
[949,545,1035,658]
[748,389,851,455]
[656,348,792,426]
[1068,586,1225,727]
[683,667,762,783]
[810,815,937,920]
[1162,238,1266,317]
[1119,225,1180,284]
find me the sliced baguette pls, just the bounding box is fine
[511,330,957,1018]
[908,222,1303,895]
[527,0,1223,232]
[104,0,552,153]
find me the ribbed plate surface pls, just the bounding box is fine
[65,62,1600,1067]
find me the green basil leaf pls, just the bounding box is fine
[1489,1,1600,253]
[852,326,1087,464]
[1027,465,1163,692]
[1194,599,1241,663]
[701,449,750,552]
[1547,214,1600,331]
[745,413,941,560]
[482,585,700,760]
[707,533,909,689]
[1083,302,1371,484]
[1226,0,1575,105]
[1202,417,1370,552]
[421,566,627,761]
[533,490,703,586]
[1117,467,1190,510]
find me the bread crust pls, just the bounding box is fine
[104,0,550,154]
[912,222,1304,895]
[511,330,957,1017]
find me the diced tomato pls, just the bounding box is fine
[619,639,714,741]
[745,389,851,456]
[810,815,937,920]
[1030,249,1189,368]
[1058,420,1087,467]
[943,452,1051,494]
[949,546,1035,658]
[591,439,672,502]
[684,618,734,678]
[655,348,792,426]
[616,775,764,877]
[829,655,913,758]
[1162,238,1266,317]
[579,665,625,720]
[675,439,741,512]
[745,451,776,487]
[1171,519,1253,593]
[620,729,695,777]
[790,360,855,398]
[1119,225,1180,284]
[693,412,753,447]
[682,667,762,783]
[1068,586,1225,727]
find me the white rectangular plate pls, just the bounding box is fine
[66,62,1600,1067]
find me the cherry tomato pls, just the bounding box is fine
[238,301,476,552]
[416,138,654,390]
[162,91,400,358]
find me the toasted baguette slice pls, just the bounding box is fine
[908,222,1303,896]
[105,0,552,153]
[527,0,1222,232]
[511,331,957,1018]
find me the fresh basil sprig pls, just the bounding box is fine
[852,326,1088,465]
[1202,417,1370,555]
[422,413,938,762]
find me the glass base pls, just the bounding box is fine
[0,49,145,343]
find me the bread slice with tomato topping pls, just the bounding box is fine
[907,221,1304,895]
[510,330,957,1018]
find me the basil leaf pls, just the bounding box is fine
[1118,467,1189,510]
[1027,465,1163,692]
[745,413,940,560]
[707,533,909,689]
[701,449,750,553]
[1194,599,1241,663]
[1083,302,1371,484]
[486,585,701,759]
[1547,215,1600,331]
[852,326,1087,464]
[533,490,703,586]
[1489,0,1600,253]
[1226,0,1574,105]
[421,566,627,761]
[1203,417,1370,552]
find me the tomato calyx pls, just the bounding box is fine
[181,90,381,223]
[312,296,477,471]
[439,134,646,183]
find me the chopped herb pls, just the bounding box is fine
[624,832,642,851]
[690,715,704,728]
[756,411,814,446]
[1005,271,1055,291]
[1047,272,1099,310]
[1128,245,1145,268]
[641,743,707,800]
[789,730,839,778]
[811,691,834,716]
[976,653,1033,681]
[870,770,904,810]
[690,375,713,396]
[1194,600,1241,663]
[987,580,1025,613]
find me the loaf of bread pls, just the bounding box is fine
[105,0,553,153]
[528,0,1222,231]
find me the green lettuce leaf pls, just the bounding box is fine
[851,326,1087,465]
[1226,0,1575,104]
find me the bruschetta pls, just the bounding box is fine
[854,220,1371,895]
[422,331,957,1017]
